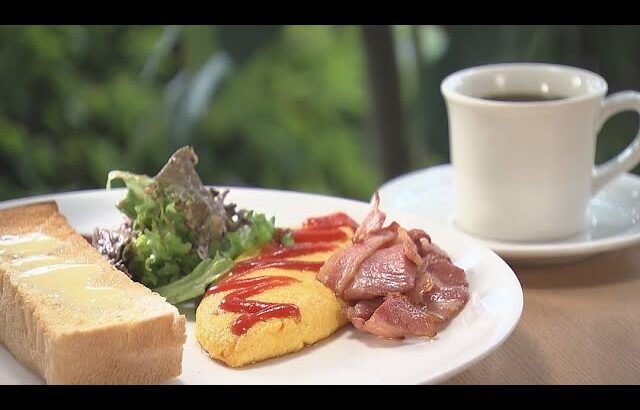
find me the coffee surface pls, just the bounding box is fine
[481,93,567,102]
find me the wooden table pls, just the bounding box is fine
[445,244,640,384]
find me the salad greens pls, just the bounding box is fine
[153,255,232,306]
[94,146,286,305]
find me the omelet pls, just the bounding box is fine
[195,226,353,368]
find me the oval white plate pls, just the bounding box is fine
[377,164,640,265]
[0,188,522,385]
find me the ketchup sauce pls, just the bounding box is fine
[206,212,355,335]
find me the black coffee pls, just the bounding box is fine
[481,93,567,102]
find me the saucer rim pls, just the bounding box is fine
[377,164,640,260]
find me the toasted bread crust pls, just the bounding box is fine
[0,201,186,384]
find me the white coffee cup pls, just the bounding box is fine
[441,63,640,242]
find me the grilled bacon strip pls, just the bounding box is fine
[317,194,469,339]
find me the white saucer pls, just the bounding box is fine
[377,164,640,265]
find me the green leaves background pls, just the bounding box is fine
[2,25,639,202]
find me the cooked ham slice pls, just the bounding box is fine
[317,228,396,296]
[421,259,469,320]
[342,244,416,301]
[353,192,386,243]
[408,228,431,244]
[317,193,469,340]
[353,294,442,338]
[398,227,422,267]
[405,262,433,304]
[344,298,384,322]
[419,238,451,262]
[349,257,468,340]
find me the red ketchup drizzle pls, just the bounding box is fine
[303,212,358,230]
[291,228,348,243]
[231,259,324,277]
[291,212,356,242]
[260,242,338,258]
[206,212,357,335]
[207,276,302,336]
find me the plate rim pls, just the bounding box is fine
[0,187,523,385]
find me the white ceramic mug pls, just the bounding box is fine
[441,63,640,242]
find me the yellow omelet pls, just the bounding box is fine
[195,228,352,368]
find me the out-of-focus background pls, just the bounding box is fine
[1,25,639,201]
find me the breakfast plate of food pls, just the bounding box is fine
[0,147,523,384]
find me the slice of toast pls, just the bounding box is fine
[0,201,186,384]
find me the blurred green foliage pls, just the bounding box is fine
[2,25,640,202]
[0,25,378,201]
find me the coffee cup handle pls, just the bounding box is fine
[592,91,640,194]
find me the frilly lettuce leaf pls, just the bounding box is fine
[153,254,233,305]
[103,146,281,303]
[211,212,277,260]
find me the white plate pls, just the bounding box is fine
[0,188,522,385]
[377,164,640,265]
